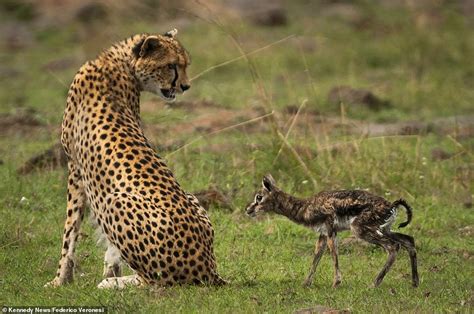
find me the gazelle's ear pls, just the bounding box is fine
[262,174,276,192]
[164,28,178,38]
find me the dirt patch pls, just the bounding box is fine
[16,139,187,174]
[41,57,77,71]
[321,2,363,25]
[137,98,474,143]
[283,104,320,116]
[171,99,223,111]
[0,109,42,127]
[0,109,44,135]
[179,108,262,134]
[75,1,108,23]
[460,0,474,22]
[0,21,35,51]
[249,6,287,27]
[144,104,269,143]
[328,85,390,111]
[351,115,474,137]
[192,187,233,211]
[295,305,350,314]
[25,0,215,28]
[428,115,474,139]
[17,143,67,175]
[141,99,223,114]
[0,65,21,80]
[15,96,473,174]
[225,0,287,26]
[354,120,426,136]
[431,147,452,161]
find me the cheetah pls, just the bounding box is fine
[45,29,225,288]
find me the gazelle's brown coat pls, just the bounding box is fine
[246,174,419,288]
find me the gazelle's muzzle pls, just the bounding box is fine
[246,204,257,217]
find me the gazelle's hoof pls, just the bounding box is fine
[372,281,382,288]
[302,279,312,288]
[331,274,342,288]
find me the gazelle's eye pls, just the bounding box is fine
[256,195,263,202]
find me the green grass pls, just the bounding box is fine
[0,0,473,312]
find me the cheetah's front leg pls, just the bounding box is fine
[45,163,86,287]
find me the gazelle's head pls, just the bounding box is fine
[246,174,279,217]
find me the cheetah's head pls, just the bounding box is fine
[246,174,279,217]
[132,29,191,102]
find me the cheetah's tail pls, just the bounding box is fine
[212,273,229,286]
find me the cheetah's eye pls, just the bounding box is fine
[256,195,263,202]
[167,64,177,69]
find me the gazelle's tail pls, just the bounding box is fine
[393,199,413,228]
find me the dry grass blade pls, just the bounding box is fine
[276,129,318,189]
[190,35,295,82]
[446,134,472,156]
[273,98,307,164]
[190,1,281,137]
[165,111,274,158]
[47,69,68,88]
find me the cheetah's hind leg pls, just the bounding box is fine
[97,274,146,289]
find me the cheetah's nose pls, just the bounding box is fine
[180,84,190,91]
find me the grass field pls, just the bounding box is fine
[0,0,473,312]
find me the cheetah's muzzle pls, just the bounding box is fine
[160,88,176,101]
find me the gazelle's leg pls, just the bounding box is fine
[373,241,400,287]
[390,232,419,287]
[327,231,342,288]
[303,234,327,287]
[45,162,86,287]
[351,221,401,288]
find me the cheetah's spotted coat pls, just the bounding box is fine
[45,30,225,288]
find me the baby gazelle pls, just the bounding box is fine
[246,174,419,288]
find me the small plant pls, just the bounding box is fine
[246,174,419,288]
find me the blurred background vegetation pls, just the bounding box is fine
[0,0,472,312]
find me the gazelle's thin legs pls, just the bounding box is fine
[303,234,327,287]
[327,232,342,287]
[390,232,419,287]
[374,242,399,287]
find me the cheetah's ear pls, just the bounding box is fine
[137,36,162,58]
[164,28,178,38]
[262,174,276,192]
